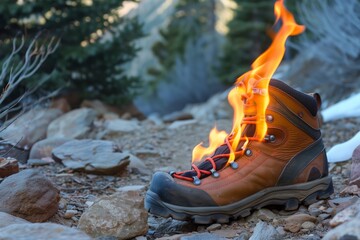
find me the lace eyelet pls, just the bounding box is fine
[230,162,238,169]
[192,176,201,185]
[245,149,252,156]
[169,171,176,176]
[210,169,220,178]
[265,134,276,142]
[266,114,274,123]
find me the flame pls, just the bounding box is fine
[192,0,305,163]
[192,127,228,162]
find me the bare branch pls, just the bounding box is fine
[0,33,60,119]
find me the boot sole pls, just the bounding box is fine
[145,176,333,224]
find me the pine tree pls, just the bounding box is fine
[218,1,275,84]
[0,0,143,105]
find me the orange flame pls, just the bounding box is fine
[192,0,305,163]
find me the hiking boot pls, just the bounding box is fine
[145,79,333,224]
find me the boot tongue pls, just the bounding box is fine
[180,124,256,179]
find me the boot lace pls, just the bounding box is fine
[172,87,265,184]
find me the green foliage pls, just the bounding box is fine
[148,0,215,82]
[0,0,143,105]
[218,1,275,84]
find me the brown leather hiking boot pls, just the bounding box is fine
[145,79,333,224]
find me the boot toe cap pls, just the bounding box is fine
[148,171,218,207]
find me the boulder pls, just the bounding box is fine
[0,212,29,228]
[0,108,62,149]
[47,108,96,139]
[0,223,92,240]
[78,185,148,239]
[0,169,60,222]
[52,139,130,175]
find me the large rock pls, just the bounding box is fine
[78,185,148,239]
[0,223,92,240]
[0,169,60,222]
[0,108,62,149]
[0,212,29,228]
[52,139,130,175]
[29,137,72,160]
[47,108,96,139]
[350,145,360,187]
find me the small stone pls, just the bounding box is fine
[104,119,140,133]
[64,210,78,219]
[318,213,331,220]
[206,223,222,231]
[284,213,317,233]
[301,221,316,230]
[257,208,276,221]
[0,157,19,178]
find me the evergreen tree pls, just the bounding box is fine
[218,1,275,84]
[148,0,216,87]
[0,0,143,105]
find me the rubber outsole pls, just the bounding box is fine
[145,176,334,224]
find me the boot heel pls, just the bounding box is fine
[303,179,334,205]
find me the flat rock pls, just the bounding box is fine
[47,108,96,139]
[78,185,148,240]
[350,145,360,187]
[29,137,72,160]
[0,223,91,240]
[0,108,62,149]
[0,169,60,222]
[52,139,130,175]
[0,157,19,178]
[0,212,29,228]
[284,213,317,233]
[249,221,280,240]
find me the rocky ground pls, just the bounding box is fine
[0,97,359,240]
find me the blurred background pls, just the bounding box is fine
[0,0,359,119]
